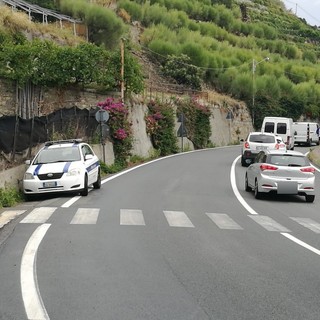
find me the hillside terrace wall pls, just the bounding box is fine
[0,80,253,189]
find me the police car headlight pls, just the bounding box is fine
[66,168,81,176]
[24,172,34,180]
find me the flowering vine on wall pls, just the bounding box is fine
[145,100,178,156]
[97,97,132,165]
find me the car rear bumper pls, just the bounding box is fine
[258,177,315,196]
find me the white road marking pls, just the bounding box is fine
[20,207,57,224]
[0,210,25,228]
[164,211,194,228]
[231,156,258,215]
[61,196,81,208]
[70,208,99,224]
[21,223,51,320]
[290,217,320,234]
[282,233,320,256]
[249,215,291,232]
[231,154,320,257]
[206,213,243,230]
[120,209,145,225]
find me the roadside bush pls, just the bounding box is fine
[145,100,178,156]
[0,188,23,207]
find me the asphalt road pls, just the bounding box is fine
[1,145,320,320]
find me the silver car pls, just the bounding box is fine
[241,132,281,167]
[245,150,315,202]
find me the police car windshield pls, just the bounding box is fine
[33,147,81,164]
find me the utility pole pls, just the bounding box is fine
[120,38,125,101]
[252,57,270,127]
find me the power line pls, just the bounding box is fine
[282,0,320,25]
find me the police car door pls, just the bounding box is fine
[81,144,99,186]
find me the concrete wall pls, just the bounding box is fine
[0,81,253,190]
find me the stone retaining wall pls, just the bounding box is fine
[0,80,254,190]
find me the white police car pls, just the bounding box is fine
[23,139,101,199]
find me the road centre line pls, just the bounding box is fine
[231,155,320,257]
[21,223,51,320]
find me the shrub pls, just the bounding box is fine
[0,188,23,207]
[145,100,178,156]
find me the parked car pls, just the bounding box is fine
[241,132,283,167]
[245,149,315,202]
[261,116,294,150]
[23,139,101,199]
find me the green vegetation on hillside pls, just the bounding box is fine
[1,0,320,129]
[115,0,320,128]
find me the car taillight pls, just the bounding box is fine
[244,141,250,149]
[275,143,279,149]
[300,167,315,173]
[260,164,278,171]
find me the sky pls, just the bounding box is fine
[282,0,320,26]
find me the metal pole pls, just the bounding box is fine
[252,59,256,127]
[120,38,125,101]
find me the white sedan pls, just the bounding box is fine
[245,149,315,203]
[23,139,101,199]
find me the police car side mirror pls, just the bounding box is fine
[25,160,31,165]
[85,154,93,161]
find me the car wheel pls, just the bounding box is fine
[93,170,101,189]
[241,156,247,167]
[245,174,252,192]
[80,174,89,196]
[254,180,261,199]
[305,195,315,203]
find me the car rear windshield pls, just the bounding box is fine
[269,155,309,167]
[249,134,275,143]
[33,146,81,164]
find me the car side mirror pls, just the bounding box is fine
[25,160,31,165]
[85,154,93,161]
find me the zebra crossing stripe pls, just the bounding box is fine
[70,208,99,224]
[206,213,243,230]
[163,211,194,228]
[0,210,26,228]
[20,207,57,224]
[120,209,145,226]
[290,217,320,234]
[249,215,291,232]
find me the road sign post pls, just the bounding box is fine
[95,109,110,163]
[177,113,187,152]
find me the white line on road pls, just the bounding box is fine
[21,223,51,320]
[231,156,258,215]
[164,211,194,228]
[120,209,145,225]
[206,213,243,230]
[70,208,100,224]
[281,233,320,256]
[20,207,56,224]
[231,154,320,257]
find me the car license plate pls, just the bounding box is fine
[43,181,57,188]
[277,181,298,194]
[256,146,268,150]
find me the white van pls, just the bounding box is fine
[261,117,294,150]
[293,122,319,146]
